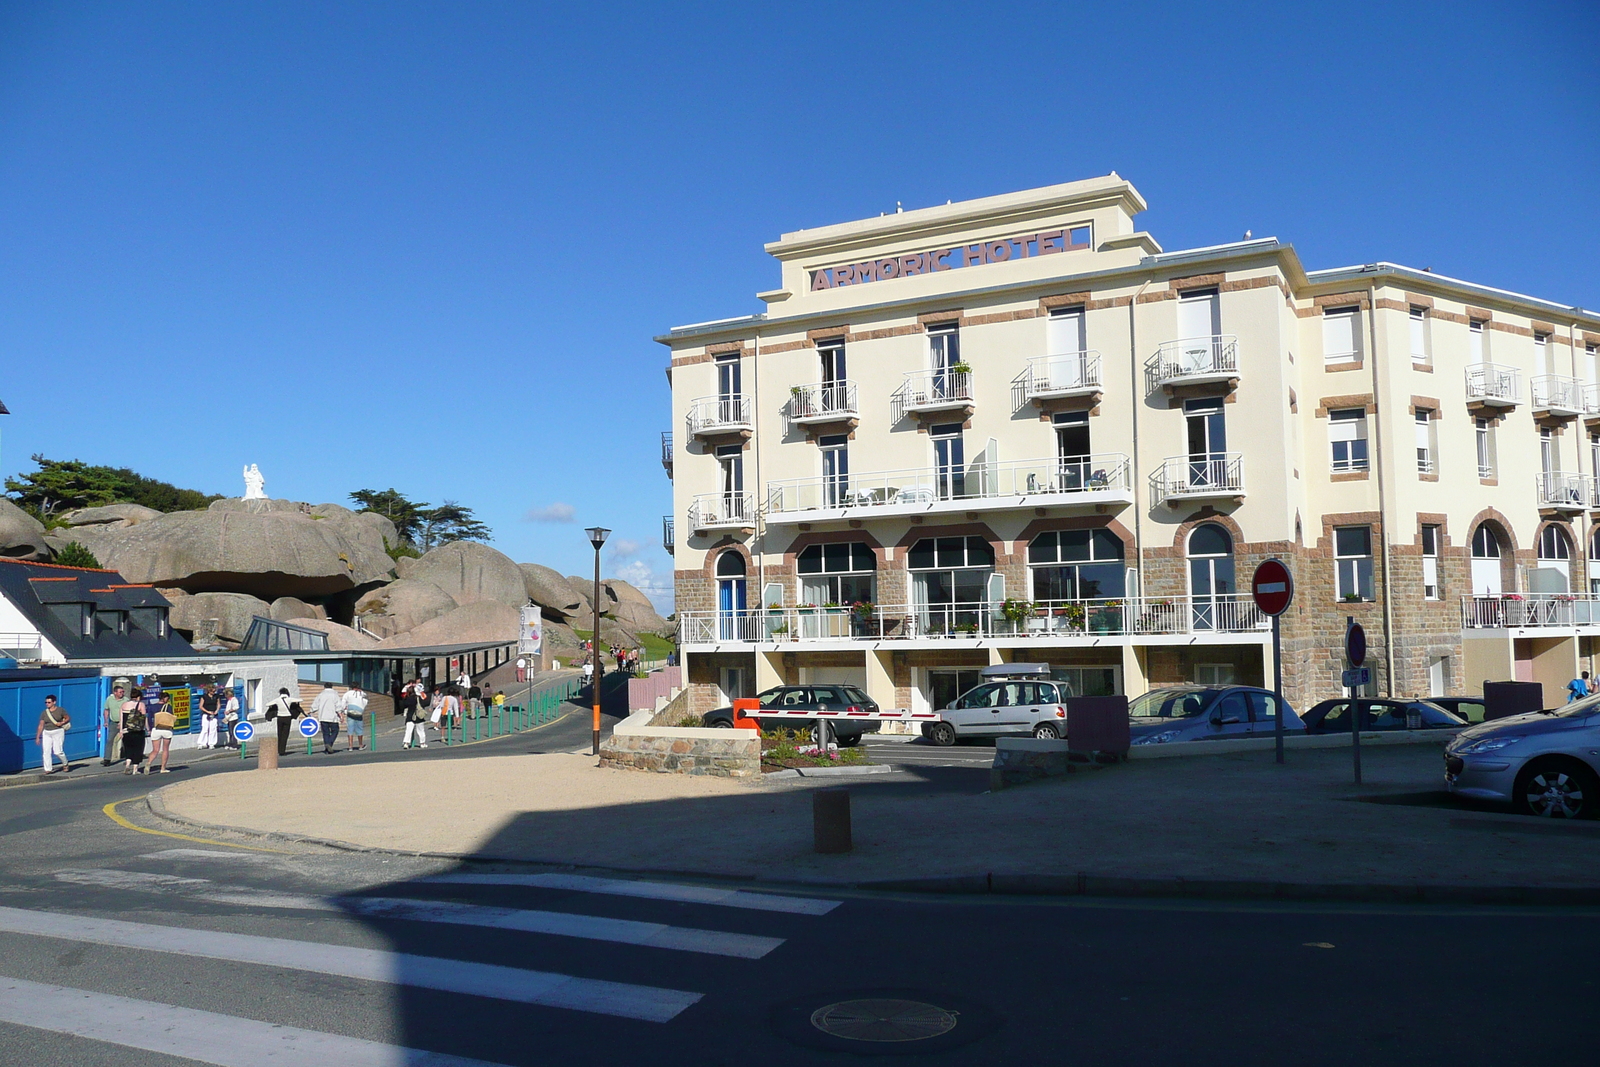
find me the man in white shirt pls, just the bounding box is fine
[341,684,369,752]
[311,682,344,754]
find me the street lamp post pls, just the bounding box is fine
[586,526,610,756]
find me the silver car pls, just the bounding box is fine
[924,677,1071,745]
[1444,696,1600,818]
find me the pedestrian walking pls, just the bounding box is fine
[102,682,126,765]
[35,695,71,774]
[196,683,222,749]
[582,659,594,687]
[312,682,343,753]
[515,656,527,683]
[493,689,506,707]
[149,691,177,773]
[1567,670,1592,703]
[270,687,297,756]
[403,685,430,749]
[222,688,242,748]
[342,683,368,751]
[121,689,149,775]
[467,682,482,719]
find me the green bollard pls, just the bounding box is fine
[240,741,247,761]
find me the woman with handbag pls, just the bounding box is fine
[149,691,177,773]
[120,688,149,775]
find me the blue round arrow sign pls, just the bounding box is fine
[232,721,254,743]
[298,717,320,738]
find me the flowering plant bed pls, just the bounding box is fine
[759,728,873,772]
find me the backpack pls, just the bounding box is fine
[124,707,147,733]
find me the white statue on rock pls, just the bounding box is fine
[242,464,267,500]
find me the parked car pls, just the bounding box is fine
[1127,685,1305,746]
[701,685,881,745]
[923,671,1073,746]
[1428,697,1487,724]
[1444,695,1600,818]
[1302,698,1467,734]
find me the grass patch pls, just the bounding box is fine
[759,727,872,771]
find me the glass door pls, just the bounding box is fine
[929,326,960,399]
[1185,398,1226,487]
[933,424,965,500]
[1177,289,1220,372]
[717,445,744,521]
[1046,308,1085,388]
[819,343,846,412]
[716,356,742,423]
[1055,411,1090,489]
[821,434,849,507]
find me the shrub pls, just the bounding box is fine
[53,542,101,569]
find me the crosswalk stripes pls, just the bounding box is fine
[0,975,513,1067]
[418,872,842,915]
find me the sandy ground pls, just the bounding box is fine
[157,744,1600,890]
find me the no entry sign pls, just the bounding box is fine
[1251,559,1294,616]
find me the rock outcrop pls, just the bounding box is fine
[395,542,527,610]
[167,591,271,644]
[377,601,521,648]
[520,563,584,620]
[603,579,672,636]
[353,578,457,638]
[61,503,163,528]
[269,596,326,622]
[0,499,50,560]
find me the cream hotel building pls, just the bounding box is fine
[658,174,1600,718]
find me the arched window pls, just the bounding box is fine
[797,542,875,605]
[715,551,748,639]
[715,551,747,577]
[1187,524,1235,631]
[1535,524,1574,589]
[1470,523,1505,595]
[1472,525,1501,558]
[1029,529,1125,601]
[1538,525,1572,560]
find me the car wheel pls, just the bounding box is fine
[1032,723,1060,740]
[1513,759,1599,819]
[709,719,733,728]
[927,722,957,747]
[835,733,860,747]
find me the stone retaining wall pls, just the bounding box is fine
[599,711,760,777]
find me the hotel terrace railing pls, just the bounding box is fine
[1461,595,1600,629]
[679,595,1269,646]
[1464,363,1521,406]
[1149,453,1245,507]
[1584,382,1600,416]
[764,454,1133,517]
[1143,335,1238,392]
[662,515,674,554]
[660,431,673,473]
[1017,351,1103,401]
[686,394,752,436]
[686,492,753,530]
[891,368,973,420]
[786,380,859,424]
[1537,471,1591,511]
[1531,374,1585,416]
[0,633,45,661]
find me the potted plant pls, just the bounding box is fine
[954,622,979,636]
[1001,598,1033,624]
[851,599,876,620]
[950,361,972,375]
[1341,593,1363,603]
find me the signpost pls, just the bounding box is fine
[233,719,254,760]
[1251,559,1294,764]
[519,606,542,724]
[1345,619,1367,784]
[299,714,319,755]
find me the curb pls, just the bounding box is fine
[765,764,896,780]
[0,747,237,790]
[137,789,1600,908]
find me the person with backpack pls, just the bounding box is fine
[121,688,149,775]
[35,695,72,774]
[270,687,297,756]
[342,684,368,751]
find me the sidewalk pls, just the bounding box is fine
[150,739,1600,902]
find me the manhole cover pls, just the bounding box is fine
[771,989,998,1055]
[810,998,959,1042]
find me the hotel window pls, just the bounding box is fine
[715,444,745,521]
[1588,344,1599,386]
[1421,524,1441,600]
[931,422,965,500]
[1415,409,1436,474]
[1329,408,1369,472]
[1322,306,1361,364]
[1536,333,1553,377]
[1591,433,1600,489]
[1409,306,1430,364]
[1054,411,1091,487]
[1334,526,1375,602]
[1476,417,1496,479]
[1540,428,1557,475]
[1469,319,1487,363]
[819,434,849,507]
[797,542,876,606]
[928,323,964,400]
[1028,529,1126,603]
[908,536,997,635]
[818,341,847,412]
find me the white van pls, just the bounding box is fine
[922,664,1070,746]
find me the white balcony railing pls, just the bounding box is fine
[1584,382,1600,417]
[765,454,1132,517]
[786,380,859,424]
[892,368,972,419]
[1461,595,1600,629]
[1149,453,1246,506]
[686,394,752,436]
[1465,363,1521,406]
[678,594,1269,646]
[660,431,673,472]
[1020,351,1103,400]
[1144,335,1238,392]
[1532,375,1584,415]
[661,515,674,553]
[0,633,45,661]
[1537,471,1591,510]
[686,492,753,530]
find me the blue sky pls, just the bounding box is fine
[2,1,1596,612]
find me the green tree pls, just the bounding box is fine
[53,542,102,569]
[349,488,428,546]
[418,501,492,549]
[4,455,221,517]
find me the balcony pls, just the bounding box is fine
[0,633,45,663]
[1149,454,1246,507]
[1017,351,1103,404]
[764,454,1133,524]
[1464,363,1521,407]
[660,431,673,476]
[1462,595,1600,630]
[678,594,1268,648]
[1531,375,1584,417]
[786,380,859,427]
[687,492,754,531]
[686,394,752,439]
[1537,471,1590,512]
[662,515,675,554]
[1585,382,1600,418]
[892,368,973,421]
[1144,336,1238,393]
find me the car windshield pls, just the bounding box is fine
[1129,688,1212,719]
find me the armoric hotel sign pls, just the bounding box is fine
[809,224,1092,292]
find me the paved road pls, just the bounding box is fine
[0,706,1597,1065]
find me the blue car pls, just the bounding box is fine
[1128,685,1305,746]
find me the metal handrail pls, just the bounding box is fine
[765,453,1132,515]
[1536,471,1590,508]
[1148,453,1245,507]
[1144,335,1238,391]
[686,493,753,529]
[892,369,973,420]
[661,515,675,553]
[1461,595,1600,629]
[1531,374,1584,412]
[660,431,673,468]
[1022,351,1103,397]
[686,394,752,433]
[786,380,859,421]
[1584,382,1600,416]
[678,594,1269,645]
[1464,363,1521,404]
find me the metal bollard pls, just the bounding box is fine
[812,788,852,854]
